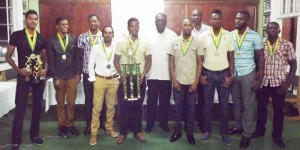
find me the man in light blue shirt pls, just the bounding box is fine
[229,10,264,149]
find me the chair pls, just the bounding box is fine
[284,75,300,121]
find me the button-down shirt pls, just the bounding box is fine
[232,27,263,76]
[145,28,177,80]
[192,23,211,37]
[88,41,117,82]
[262,38,296,87]
[199,28,234,71]
[115,37,151,73]
[77,30,102,74]
[168,36,204,85]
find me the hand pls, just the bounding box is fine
[252,79,262,90]
[189,82,198,92]
[173,79,181,91]
[200,75,208,85]
[120,74,127,83]
[277,82,290,94]
[38,69,47,76]
[139,73,145,84]
[55,79,61,88]
[75,75,81,83]
[18,67,31,77]
[221,76,234,88]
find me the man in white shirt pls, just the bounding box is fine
[145,13,177,133]
[88,26,119,145]
[192,9,211,37]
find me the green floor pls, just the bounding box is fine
[1,118,300,150]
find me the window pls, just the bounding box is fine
[279,0,300,17]
[0,0,13,61]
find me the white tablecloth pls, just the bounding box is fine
[43,78,85,112]
[0,82,16,117]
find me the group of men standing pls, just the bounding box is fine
[5,8,296,150]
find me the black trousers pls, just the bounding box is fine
[83,73,106,129]
[146,80,171,126]
[118,80,146,136]
[12,75,45,144]
[256,85,286,138]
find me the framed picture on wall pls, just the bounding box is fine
[264,0,271,13]
[22,0,28,14]
[263,28,268,38]
[263,13,270,27]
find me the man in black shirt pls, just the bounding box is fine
[47,17,81,137]
[5,10,48,150]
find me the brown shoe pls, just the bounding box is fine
[135,133,146,142]
[116,135,126,144]
[89,135,97,145]
[106,130,119,138]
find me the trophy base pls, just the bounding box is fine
[127,98,139,101]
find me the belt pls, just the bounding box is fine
[96,74,119,79]
[202,67,229,74]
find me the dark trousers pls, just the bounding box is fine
[196,84,204,129]
[202,68,230,134]
[173,84,196,133]
[118,80,146,136]
[146,80,171,126]
[12,75,45,144]
[256,85,286,138]
[83,73,106,129]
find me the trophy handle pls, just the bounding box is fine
[121,64,127,99]
[136,64,141,98]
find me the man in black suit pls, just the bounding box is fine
[47,17,81,137]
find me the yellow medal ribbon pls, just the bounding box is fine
[180,35,193,56]
[101,42,113,62]
[25,28,37,52]
[236,28,248,49]
[57,33,69,51]
[267,38,280,56]
[88,30,100,46]
[210,28,223,49]
[127,37,139,57]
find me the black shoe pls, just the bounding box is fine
[83,127,91,136]
[240,137,251,149]
[11,144,19,150]
[273,137,285,148]
[145,124,153,133]
[169,132,182,142]
[251,130,265,138]
[186,134,195,145]
[68,126,80,136]
[59,126,68,138]
[229,127,243,135]
[160,123,170,133]
[31,137,44,145]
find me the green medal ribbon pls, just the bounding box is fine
[101,42,113,62]
[267,38,280,56]
[236,28,248,49]
[25,28,37,52]
[210,28,223,49]
[180,35,193,56]
[88,30,100,46]
[57,33,69,51]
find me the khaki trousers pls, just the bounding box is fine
[91,77,119,135]
[55,77,77,127]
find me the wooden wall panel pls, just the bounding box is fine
[39,0,258,38]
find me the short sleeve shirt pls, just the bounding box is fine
[168,35,203,85]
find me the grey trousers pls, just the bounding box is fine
[231,71,257,138]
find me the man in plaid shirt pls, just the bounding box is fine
[252,22,297,148]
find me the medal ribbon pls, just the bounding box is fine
[267,38,280,56]
[25,28,37,52]
[180,36,193,56]
[88,30,100,46]
[236,28,248,49]
[128,38,139,57]
[57,33,69,52]
[210,28,223,49]
[101,42,113,62]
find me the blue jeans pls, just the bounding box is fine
[173,84,196,133]
[202,68,230,134]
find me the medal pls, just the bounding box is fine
[236,51,241,56]
[182,58,186,62]
[30,53,36,59]
[107,64,111,69]
[62,54,66,60]
[215,51,219,56]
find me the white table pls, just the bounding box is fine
[43,78,85,112]
[0,82,16,117]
